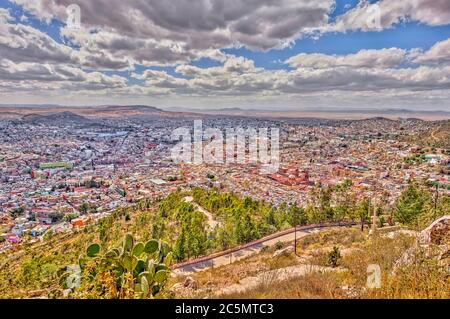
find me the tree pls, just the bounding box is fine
[9,206,25,219]
[79,202,89,215]
[333,179,355,221]
[319,187,334,221]
[265,208,276,226]
[173,229,186,262]
[356,198,371,231]
[185,211,208,258]
[49,212,65,223]
[394,181,430,226]
[64,213,79,222]
[287,204,308,227]
[216,224,233,250]
[235,212,256,244]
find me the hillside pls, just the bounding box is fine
[426,121,450,149]
[0,189,300,298]
[418,120,450,149]
[20,112,92,125]
[0,186,448,299]
[0,105,205,121]
[174,226,448,299]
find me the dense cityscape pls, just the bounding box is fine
[1,112,449,254]
[0,0,449,304]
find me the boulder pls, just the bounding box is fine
[393,216,450,275]
[272,245,295,258]
[438,245,450,268]
[417,216,450,245]
[183,276,198,290]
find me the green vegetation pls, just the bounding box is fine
[0,182,448,299]
[39,162,74,170]
[394,180,449,229]
[60,234,172,299]
[215,229,448,299]
[9,206,25,219]
[79,202,98,215]
[327,246,341,268]
[403,121,450,150]
[0,199,156,298]
[404,153,426,165]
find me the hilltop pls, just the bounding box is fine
[422,121,450,149]
[402,120,450,150]
[0,104,203,121]
[19,112,92,125]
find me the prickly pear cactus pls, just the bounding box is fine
[62,233,172,299]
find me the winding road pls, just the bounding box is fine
[173,221,356,274]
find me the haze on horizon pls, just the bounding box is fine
[1,0,450,112]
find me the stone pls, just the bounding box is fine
[417,216,450,246]
[183,276,198,290]
[272,245,295,258]
[393,220,450,275]
[438,245,450,268]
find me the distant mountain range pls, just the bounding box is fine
[20,111,92,124]
[0,104,449,121]
[164,106,450,119]
[0,105,203,122]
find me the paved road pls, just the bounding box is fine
[173,229,312,275]
[172,222,355,275]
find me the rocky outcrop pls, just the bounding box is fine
[272,246,294,258]
[183,276,198,290]
[417,216,450,246]
[393,216,450,274]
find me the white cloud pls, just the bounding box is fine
[1,0,450,110]
[413,38,450,65]
[12,0,334,52]
[326,0,450,33]
[0,8,12,23]
[127,50,450,98]
[286,48,409,69]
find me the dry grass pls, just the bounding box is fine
[371,247,450,299]
[221,271,342,299]
[197,228,448,299]
[297,227,366,252]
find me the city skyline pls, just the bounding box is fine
[0,0,450,111]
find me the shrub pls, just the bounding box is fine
[275,241,284,250]
[328,246,341,268]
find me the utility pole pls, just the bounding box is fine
[294,208,301,257]
[434,184,439,217]
[294,224,299,257]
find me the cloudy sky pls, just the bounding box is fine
[0,0,450,111]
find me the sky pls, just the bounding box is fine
[0,0,450,111]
